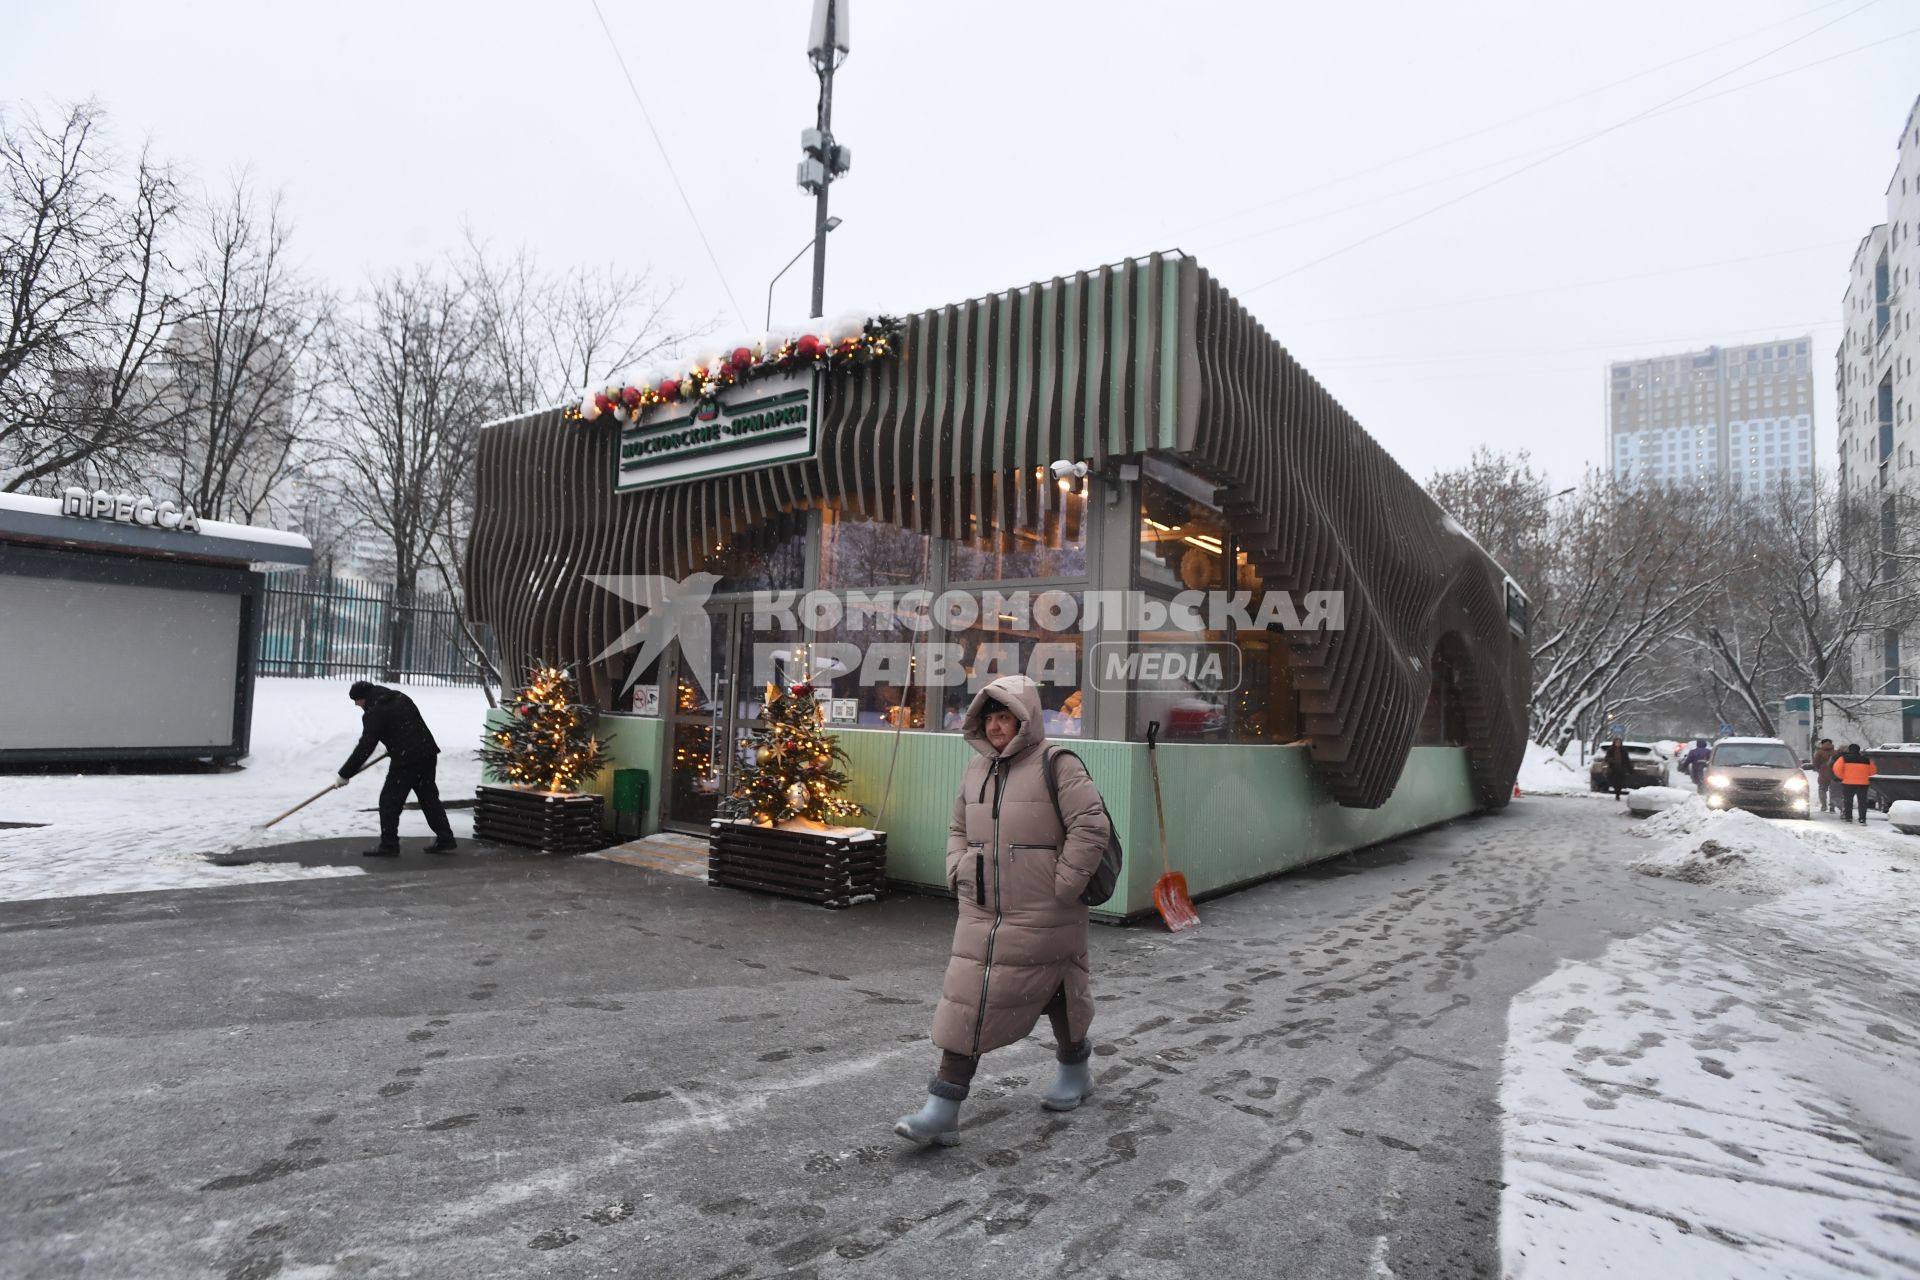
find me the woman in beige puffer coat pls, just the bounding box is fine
[894,674,1111,1146]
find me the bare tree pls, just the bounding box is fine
[1784,480,1920,721]
[1525,477,1727,750]
[323,267,494,680]
[461,233,700,416]
[1425,446,1557,603]
[444,237,700,697]
[1,101,188,492]
[1424,453,1717,748]
[156,178,330,523]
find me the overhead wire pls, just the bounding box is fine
[1200,15,1917,260]
[1309,318,1841,370]
[1237,0,1891,295]
[1633,22,1920,119]
[588,0,751,331]
[1300,241,1859,325]
[1184,0,1862,236]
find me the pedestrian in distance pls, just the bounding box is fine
[1833,744,1877,826]
[1810,738,1838,813]
[335,681,457,857]
[895,674,1112,1147]
[1682,737,1712,792]
[1603,735,1632,801]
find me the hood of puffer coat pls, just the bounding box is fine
[961,674,1048,762]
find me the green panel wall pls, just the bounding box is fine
[595,713,664,833]
[497,708,1477,912]
[834,729,975,887]
[827,729,1479,921]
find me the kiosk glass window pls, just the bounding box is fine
[1128,629,1232,743]
[1138,479,1229,591]
[1234,629,1302,745]
[947,496,1088,583]
[704,510,808,593]
[819,511,931,590]
[799,594,931,730]
[1125,532,1302,744]
[935,590,1083,737]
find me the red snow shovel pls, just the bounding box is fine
[261,753,388,830]
[1145,722,1199,933]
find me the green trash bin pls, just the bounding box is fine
[612,768,649,839]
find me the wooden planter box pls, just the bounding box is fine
[707,820,887,909]
[474,785,605,854]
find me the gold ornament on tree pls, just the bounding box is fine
[718,678,864,827]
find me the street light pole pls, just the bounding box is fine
[767,218,841,328]
[799,0,851,318]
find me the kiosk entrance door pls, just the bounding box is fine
[661,604,804,832]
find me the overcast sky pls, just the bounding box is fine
[5,0,1916,487]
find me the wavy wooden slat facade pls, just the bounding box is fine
[468,254,1528,810]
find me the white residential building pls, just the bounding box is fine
[1607,338,1817,491]
[1836,94,1920,692]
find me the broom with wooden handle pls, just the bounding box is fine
[261,753,388,830]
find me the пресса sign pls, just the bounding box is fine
[61,486,202,533]
[614,367,818,493]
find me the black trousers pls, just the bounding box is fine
[1840,784,1871,823]
[936,984,1085,1088]
[379,757,454,845]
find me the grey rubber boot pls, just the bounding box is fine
[893,1080,965,1146]
[1042,1044,1095,1111]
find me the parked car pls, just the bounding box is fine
[1588,741,1670,792]
[1703,737,1809,817]
[1865,746,1920,813]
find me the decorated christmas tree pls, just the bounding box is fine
[480,664,609,793]
[722,679,864,827]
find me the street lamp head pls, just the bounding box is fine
[824,216,843,233]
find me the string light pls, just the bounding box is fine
[480,662,606,795]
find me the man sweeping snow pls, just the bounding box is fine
[335,682,457,857]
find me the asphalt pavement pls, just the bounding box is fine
[0,796,1741,1279]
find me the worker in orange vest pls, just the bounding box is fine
[1833,744,1878,825]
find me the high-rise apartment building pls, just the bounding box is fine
[1607,338,1817,490]
[1837,94,1920,691]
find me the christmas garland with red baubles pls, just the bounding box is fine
[564,314,904,425]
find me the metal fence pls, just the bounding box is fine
[256,572,497,687]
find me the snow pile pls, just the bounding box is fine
[1888,799,1920,835]
[1623,785,1690,815]
[1516,741,1589,796]
[1633,794,1718,839]
[1628,808,1836,894]
[0,678,490,902]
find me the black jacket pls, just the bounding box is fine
[340,687,440,777]
[1603,742,1631,782]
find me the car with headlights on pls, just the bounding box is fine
[1588,741,1671,792]
[1703,737,1809,816]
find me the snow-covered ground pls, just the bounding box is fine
[1501,797,1920,1276]
[0,679,490,902]
[1518,741,1595,796]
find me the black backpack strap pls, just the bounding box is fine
[1044,748,1089,833]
